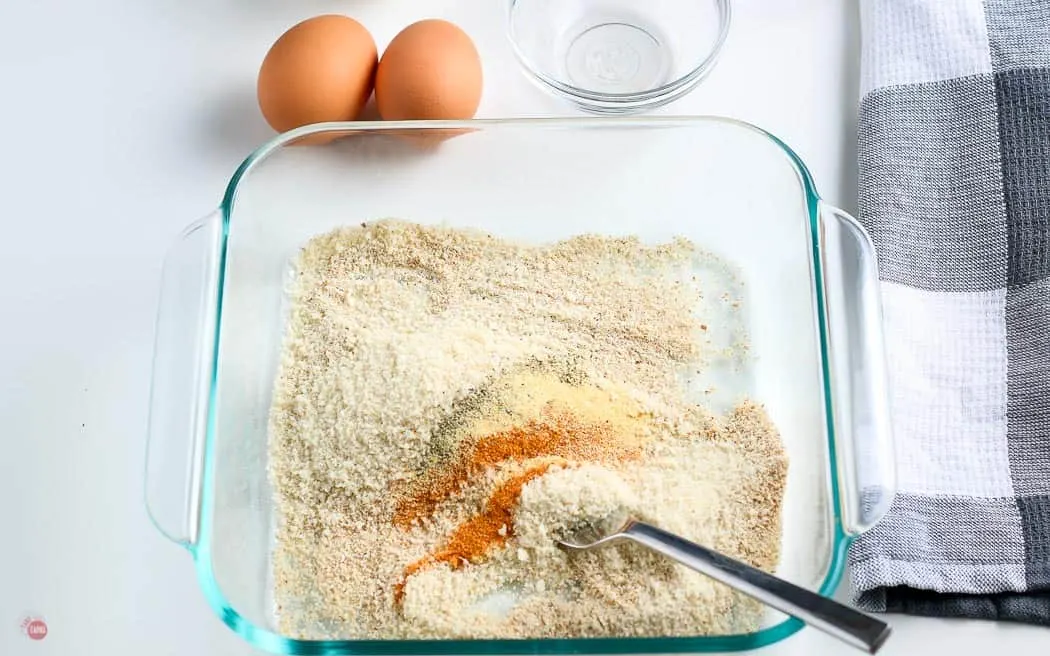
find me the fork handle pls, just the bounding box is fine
[621,520,891,654]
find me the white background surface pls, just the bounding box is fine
[0,0,1046,654]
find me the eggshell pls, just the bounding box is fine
[258,15,378,133]
[375,20,483,121]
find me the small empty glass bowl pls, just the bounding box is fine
[508,0,731,114]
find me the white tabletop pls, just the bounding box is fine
[0,0,1045,654]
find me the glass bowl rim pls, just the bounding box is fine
[506,0,733,106]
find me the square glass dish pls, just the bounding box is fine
[145,117,894,654]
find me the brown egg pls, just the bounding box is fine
[375,20,483,121]
[258,15,378,133]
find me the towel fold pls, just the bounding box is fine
[848,0,1050,626]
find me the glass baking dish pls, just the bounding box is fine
[144,117,894,654]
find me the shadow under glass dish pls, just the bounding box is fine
[508,0,731,113]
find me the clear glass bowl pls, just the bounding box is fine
[508,0,731,113]
[145,117,895,654]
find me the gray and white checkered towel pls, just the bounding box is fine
[847,0,1050,625]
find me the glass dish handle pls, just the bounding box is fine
[144,211,223,547]
[818,203,896,536]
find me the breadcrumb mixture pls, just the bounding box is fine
[268,221,787,640]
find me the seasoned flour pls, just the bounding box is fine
[268,221,787,639]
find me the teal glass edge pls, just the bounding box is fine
[192,118,853,655]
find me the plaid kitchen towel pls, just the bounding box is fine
[847,0,1050,624]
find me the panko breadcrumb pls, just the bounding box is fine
[268,221,787,640]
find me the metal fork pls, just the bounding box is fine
[560,518,892,654]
